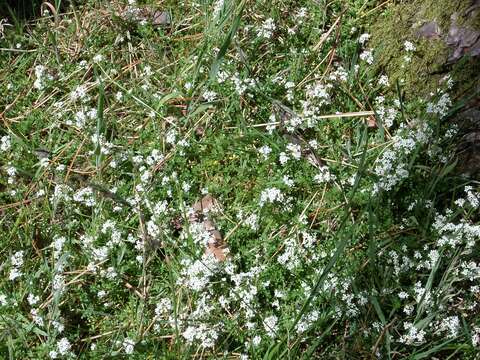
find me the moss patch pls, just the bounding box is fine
[370,0,478,98]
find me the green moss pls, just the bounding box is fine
[369,0,478,98]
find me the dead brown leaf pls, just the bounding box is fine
[367,115,377,128]
[189,195,228,261]
[152,11,171,27]
[117,6,171,28]
[192,194,219,213]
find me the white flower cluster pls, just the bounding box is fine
[9,250,24,281]
[232,73,257,95]
[182,323,220,348]
[101,220,123,247]
[373,121,433,193]
[360,49,374,65]
[70,84,89,102]
[375,96,398,128]
[203,90,217,102]
[277,232,317,271]
[404,40,416,52]
[433,213,480,250]
[426,93,451,118]
[154,298,172,318]
[73,187,96,207]
[91,133,114,155]
[258,145,272,159]
[472,327,480,347]
[279,143,301,164]
[65,108,97,128]
[34,65,51,90]
[178,254,219,291]
[0,294,7,306]
[263,315,278,337]
[122,338,135,354]
[398,322,426,345]
[358,33,370,45]
[237,211,259,231]
[378,74,389,87]
[284,81,295,101]
[53,236,66,259]
[295,7,308,21]
[212,0,224,18]
[49,337,72,359]
[50,184,72,205]
[257,18,276,39]
[328,65,349,83]
[314,165,335,183]
[299,82,333,128]
[295,310,319,334]
[1,135,11,152]
[259,187,284,207]
[434,316,460,339]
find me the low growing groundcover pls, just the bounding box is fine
[0,0,479,358]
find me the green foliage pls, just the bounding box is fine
[0,0,479,359]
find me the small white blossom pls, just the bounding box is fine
[263,315,278,337]
[358,33,370,45]
[404,40,416,52]
[257,18,276,39]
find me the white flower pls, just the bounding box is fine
[57,338,71,355]
[314,166,334,183]
[257,18,276,39]
[178,255,218,291]
[1,135,11,151]
[295,7,308,19]
[166,129,177,144]
[182,182,191,193]
[9,268,22,281]
[472,327,480,347]
[11,250,24,267]
[358,33,370,44]
[378,75,389,86]
[28,293,40,305]
[263,315,278,337]
[70,84,88,101]
[73,187,95,207]
[203,90,217,102]
[51,237,65,259]
[283,175,294,187]
[34,65,47,90]
[155,298,172,317]
[279,152,289,165]
[182,326,196,343]
[286,143,301,160]
[259,187,284,207]
[258,145,272,159]
[93,54,104,63]
[53,320,64,333]
[143,65,153,76]
[360,49,374,64]
[39,157,50,168]
[399,322,426,345]
[238,212,259,231]
[437,316,460,338]
[123,338,135,354]
[213,0,224,17]
[404,40,416,52]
